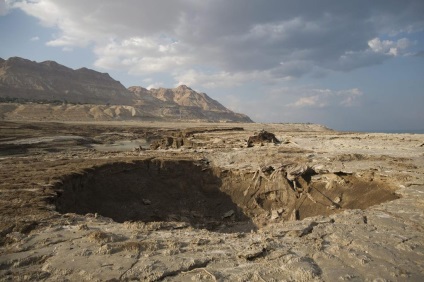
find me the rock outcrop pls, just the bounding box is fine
[247,130,280,147]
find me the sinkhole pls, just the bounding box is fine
[54,159,400,232]
[55,159,255,232]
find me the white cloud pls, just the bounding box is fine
[12,0,61,25]
[287,88,363,108]
[146,82,163,90]
[368,37,411,56]
[30,36,39,41]
[291,95,328,108]
[175,70,240,88]
[173,69,276,89]
[10,0,424,84]
[93,36,192,74]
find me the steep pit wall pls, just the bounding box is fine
[218,169,400,225]
[55,159,252,231]
[55,159,400,231]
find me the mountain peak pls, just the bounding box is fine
[4,57,35,67]
[128,86,148,92]
[176,84,192,90]
[41,60,59,66]
[7,56,31,62]
[147,85,230,112]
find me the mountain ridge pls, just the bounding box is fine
[0,57,252,122]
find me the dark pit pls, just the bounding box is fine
[55,159,254,232]
[55,159,400,231]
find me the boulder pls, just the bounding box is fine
[247,130,280,147]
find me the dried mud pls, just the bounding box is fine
[0,120,423,281]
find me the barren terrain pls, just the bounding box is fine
[0,120,423,281]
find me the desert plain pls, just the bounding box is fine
[0,120,423,281]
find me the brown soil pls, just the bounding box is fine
[297,173,399,220]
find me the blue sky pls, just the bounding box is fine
[1,0,423,132]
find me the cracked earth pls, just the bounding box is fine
[0,121,423,281]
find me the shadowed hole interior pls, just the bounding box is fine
[55,159,254,232]
[55,159,400,231]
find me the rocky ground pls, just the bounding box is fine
[0,120,423,281]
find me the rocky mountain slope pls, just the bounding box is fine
[0,57,252,122]
[0,57,133,105]
[147,85,229,112]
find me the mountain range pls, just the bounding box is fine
[0,57,252,122]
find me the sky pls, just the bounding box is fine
[0,0,423,132]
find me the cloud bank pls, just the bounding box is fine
[8,0,424,87]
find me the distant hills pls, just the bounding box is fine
[0,57,252,122]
